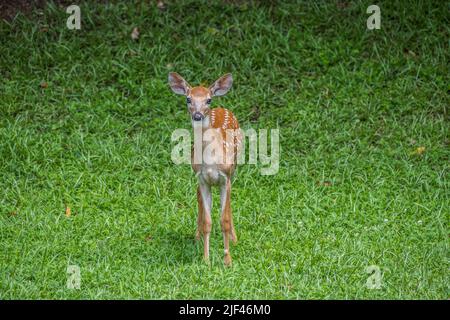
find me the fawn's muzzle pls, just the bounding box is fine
[192,112,204,121]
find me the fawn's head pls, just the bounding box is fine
[168,72,233,122]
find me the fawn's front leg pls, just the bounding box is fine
[195,186,203,241]
[220,178,237,266]
[198,181,212,262]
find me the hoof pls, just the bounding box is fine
[224,253,232,266]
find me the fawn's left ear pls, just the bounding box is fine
[209,73,233,97]
[168,72,191,95]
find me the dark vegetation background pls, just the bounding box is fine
[0,0,448,298]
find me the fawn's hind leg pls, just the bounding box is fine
[230,213,238,244]
[220,178,235,266]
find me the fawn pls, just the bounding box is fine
[168,72,242,266]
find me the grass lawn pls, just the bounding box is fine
[0,0,448,299]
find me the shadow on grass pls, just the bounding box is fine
[146,228,200,265]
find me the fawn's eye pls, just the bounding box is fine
[186,97,192,104]
[206,99,212,104]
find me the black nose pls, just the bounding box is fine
[192,112,204,121]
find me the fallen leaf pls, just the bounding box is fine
[412,146,426,155]
[403,48,417,58]
[250,105,261,122]
[65,205,71,217]
[40,81,48,89]
[157,1,166,11]
[131,27,140,40]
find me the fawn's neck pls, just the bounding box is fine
[191,115,212,164]
[191,115,211,131]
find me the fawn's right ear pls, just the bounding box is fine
[168,72,191,95]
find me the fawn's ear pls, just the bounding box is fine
[168,72,191,95]
[209,73,233,97]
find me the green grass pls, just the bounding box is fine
[0,0,448,299]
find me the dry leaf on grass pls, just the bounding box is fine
[250,105,261,122]
[403,48,417,58]
[412,146,426,155]
[157,1,166,11]
[65,205,71,217]
[131,27,140,40]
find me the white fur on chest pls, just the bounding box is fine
[192,115,229,186]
